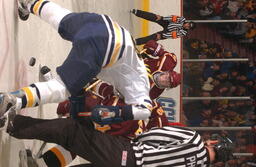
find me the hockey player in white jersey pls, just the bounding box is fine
[0,0,152,124]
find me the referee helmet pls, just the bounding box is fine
[211,134,234,163]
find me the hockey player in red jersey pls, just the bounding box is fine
[141,40,181,99]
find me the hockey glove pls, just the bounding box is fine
[91,105,133,125]
[57,100,71,117]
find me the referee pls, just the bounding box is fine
[131,9,196,45]
[6,114,233,167]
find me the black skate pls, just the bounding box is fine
[18,0,32,21]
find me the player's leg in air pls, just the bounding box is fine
[0,0,99,118]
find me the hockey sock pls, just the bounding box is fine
[29,0,71,30]
[11,77,70,110]
[16,84,41,109]
[28,0,49,15]
[42,145,75,167]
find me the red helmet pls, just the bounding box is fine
[143,40,165,57]
[169,71,181,88]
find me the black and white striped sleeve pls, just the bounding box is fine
[132,126,210,167]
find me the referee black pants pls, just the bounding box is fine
[133,10,169,45]
[9,115,136,167]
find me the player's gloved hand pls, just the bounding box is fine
[91,105,133,125]
[57,100,70,117]
[143,40,164,58]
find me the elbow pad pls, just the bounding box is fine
[132,104,151,120]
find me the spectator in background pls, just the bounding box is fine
[244,0,256,14]
[203,62,220,80]
[184,91,218,126]
[208,43,223,58]
[183,37,255,127]
[210,0,229,16]
[227,0,243,15]
[183,34,255,166]
[239,22,256,43]
[184,39,202,58]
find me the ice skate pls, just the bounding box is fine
[0,107,16,132]
[0,93,16,118]
[17,0,34,21]
[130,9,136,14]
[19,150,28,167]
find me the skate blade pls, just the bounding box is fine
[17,0,30,21]
[19,150,29,167]
[0,116,7,130]
[0,108,16,131]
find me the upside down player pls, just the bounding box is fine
[0,0,153,125]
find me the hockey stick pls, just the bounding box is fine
[34,65,53,158]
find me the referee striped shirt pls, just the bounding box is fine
[162,16,187,39]
[131,126,210,167]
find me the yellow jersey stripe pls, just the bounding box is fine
[33,0,44,15]
[146,67,151,73]
[22,87,35,107]
[158,55,167,71]
[101,15,113,67]
[94,123,111,132]
[104,22,122,68]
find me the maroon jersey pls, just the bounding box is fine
[142,40,181,99]
[98,96,169,139]
[57,80,169,139]
[144,52,178,99]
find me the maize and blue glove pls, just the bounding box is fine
[91,105,133,125]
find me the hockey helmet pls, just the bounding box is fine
[169,71,181,88]
[184,21,196,30]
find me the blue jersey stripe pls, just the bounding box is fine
[104,15,115,67]
[118,27,126,60]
